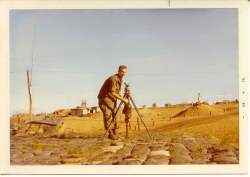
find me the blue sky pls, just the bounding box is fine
[10,9,238,115]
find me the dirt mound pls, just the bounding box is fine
[53,109,71,115]
[173,104,223,118]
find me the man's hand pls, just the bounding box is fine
[122,98,129,104]
[110,91,129,104]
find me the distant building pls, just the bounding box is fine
[70,100,101,116]
[71,108,89,116]
[142,105,147,108]
[215,100,239,105]
[152,103,157,108]
[90,106,100,113]
[165,103,173,107]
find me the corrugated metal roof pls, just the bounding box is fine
[25,118,61,126]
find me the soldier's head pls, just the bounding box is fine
[118,65,127,79]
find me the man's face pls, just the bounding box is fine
[118,68,127,79]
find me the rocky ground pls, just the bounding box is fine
[10,132,239,165]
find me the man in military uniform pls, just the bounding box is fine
[98,65,129,140]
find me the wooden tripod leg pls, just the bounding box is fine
[129,95,153,140]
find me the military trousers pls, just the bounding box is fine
[98,98,117,131]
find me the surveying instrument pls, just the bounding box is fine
[102,83,152,140]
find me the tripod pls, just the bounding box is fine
[102,83,152,140]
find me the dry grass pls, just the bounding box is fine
[12,103,239,148]
[153,112,239,147]
[55,104,239,147]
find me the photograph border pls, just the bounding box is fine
[0,0,248,175]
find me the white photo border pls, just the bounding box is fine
[0,0,248,175]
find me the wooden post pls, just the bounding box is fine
[126,122,128,138]
[27,70,32,120]
[27,23,35,121]
[137,117,140,131]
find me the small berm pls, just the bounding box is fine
[172,104,223,118]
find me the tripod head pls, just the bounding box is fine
[122,82,132,118]
[124,82,130,95]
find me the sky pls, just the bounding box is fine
[10,9,238,115]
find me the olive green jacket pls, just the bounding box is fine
[98,74,122,103]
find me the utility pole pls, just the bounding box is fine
[27,70,32,120]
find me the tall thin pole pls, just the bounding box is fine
[27,22,36,120]
[27,70,32,120]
